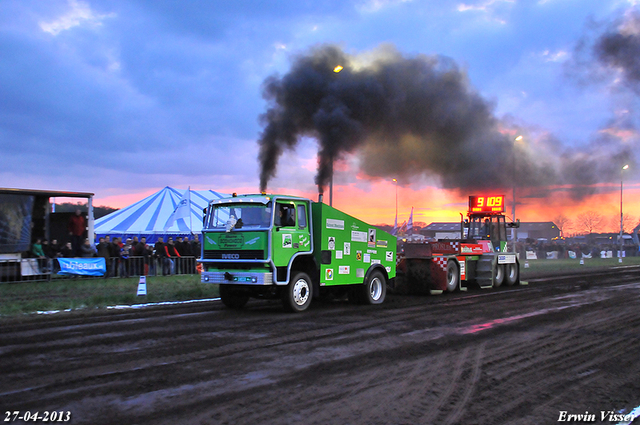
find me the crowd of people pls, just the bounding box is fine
[28,234,201,277]
[516,239,639,259]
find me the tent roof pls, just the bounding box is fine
[95,187,228,235]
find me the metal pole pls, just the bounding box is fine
[620,165,629,263]
[620,174,624,263]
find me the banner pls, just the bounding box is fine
[57,258,106,276]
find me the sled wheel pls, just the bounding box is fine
[446,261,459,293]
[494,264,505,288]
[505,262,519,286]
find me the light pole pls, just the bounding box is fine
[393,178,398,235]
[620,164,629,263]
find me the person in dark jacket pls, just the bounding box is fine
[96,237,111,277]
[154,237,170,275]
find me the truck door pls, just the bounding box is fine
[272,201,311,267]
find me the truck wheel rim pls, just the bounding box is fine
[293,279,310,305]
[370,277,382,301]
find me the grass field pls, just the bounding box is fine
[2,256,639,318]
[520,255,640,275]
[0,275,219,318]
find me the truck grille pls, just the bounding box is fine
[203,250,265,260]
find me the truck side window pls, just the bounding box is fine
[275,204,295,227]
[297,205,307,229]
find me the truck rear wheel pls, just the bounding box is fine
[505,262,519,286]
[219,285,250,309]
[282,272,312,312]
[494,264,505,288]
[361,270,386,305]
[446,261,459,292]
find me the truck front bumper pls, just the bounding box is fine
[201,271,274,285]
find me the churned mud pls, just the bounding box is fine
[2,268,640,424]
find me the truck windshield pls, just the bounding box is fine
[205,203,272,230]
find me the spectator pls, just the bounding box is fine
[191,234,201,258]
[68,209,86,257]
[109,237,122,277]
[182,236,194,273]
[120,238,133,277]
[154,237,170,276]
[61,242,73,258]
[133,236,146,275]
[166,237,181,274]
[80,239,97,257]
[96,237,111,277]
[31,238,46,259]
[49,239,62,258]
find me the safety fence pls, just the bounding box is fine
[0,256,199,283]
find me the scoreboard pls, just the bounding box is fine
[469,195,505,214]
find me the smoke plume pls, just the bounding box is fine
[258,44,632,197]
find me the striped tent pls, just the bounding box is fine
[94,186,228,242]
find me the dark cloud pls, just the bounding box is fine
[593,11,640,88]
[258,44,632,198]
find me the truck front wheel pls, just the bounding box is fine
[219,285,250,309]
[361,270,387,305]
[282,272,313,312]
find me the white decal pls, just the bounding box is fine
[356,268,365,278]
[363,254,371,263]
[335,250,343,259]
[326,218,345,230]
[282,234,292,248]
[386,251,393,262]
[339,265,350,274]
[351,231,367,242]
[371,259,381,265]
[328,236,336,250]
[344,242,351,255]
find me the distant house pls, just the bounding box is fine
[422,221,559,241]
[516,222,560,241]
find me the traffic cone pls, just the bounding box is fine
[137,275,147,296]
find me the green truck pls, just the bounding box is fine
[200,194,396,312]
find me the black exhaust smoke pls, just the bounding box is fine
[258,44,633,198]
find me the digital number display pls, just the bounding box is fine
[469,195,505,213]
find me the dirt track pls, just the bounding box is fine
[2,269,640,425]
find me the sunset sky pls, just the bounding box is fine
[3,0,640,233]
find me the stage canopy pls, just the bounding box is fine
[95,187,228,242]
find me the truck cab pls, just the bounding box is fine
[199,193,396,312]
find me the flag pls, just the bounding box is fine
[164,189,191,230]
[407,207,414,235]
